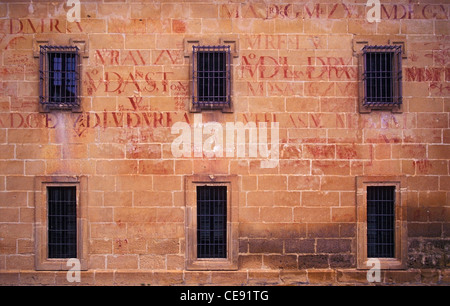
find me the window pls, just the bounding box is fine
[185,175,238,270]
[39,45,80,111]
[197,186,227,259]
[367,186,395,258]
[192,45,231,110]
[356,176,407,270]
[34,176,88,271]
[48,186,77,259]
[361,45,402,110]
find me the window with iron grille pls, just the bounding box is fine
[197,185,227,259]
[48,186,77,259]
[367,186,395,258]
[39,46,80,110]
[192,45,231,110]
[362,45,402,109]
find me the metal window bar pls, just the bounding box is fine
[39,45,80,109]
[362,45,402,107]
[192,45,231,109]
[48,186,77,259]
[367,186,395,258]
[197,186,227,259]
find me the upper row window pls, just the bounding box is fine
[38,44,402,113]
[362,45,402,111]
[39,45,80,112]
[192,45,232,111]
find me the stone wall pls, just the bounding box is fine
[0,0,448,285]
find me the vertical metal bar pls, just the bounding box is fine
[214,186,216,256]
[75,51,79,106]
[63,52,66,104]
[384,47,387,103]
[393,46,397,105]
[390,49,393,104]
[209,186,212,257]
[387,187,390,257]
[365,47,368,105]
[59,52,62,105]
[383,49,387,103]
[57,187,60,257]
[59,187,63,257]
[372,49,375,105]
[49,52,53,104]
[363,47,366,106]
[397,46,402,106]
[206,47,209,104]
[39,47,43,104]
[212,48,216,104]
[387,48,390,103]
[192,46,195,106]
[227,46,231,107]
[48,187,52,258]
[65,187,68,256]
[379,47,382,104]
[216,49,219,104]
[382,186,385,257]
[57,187,61,257]
[368,47,375,104]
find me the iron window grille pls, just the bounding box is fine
[39,45,80,110]
[362,45,402,108]
[367,186,395,258]
[197,185,227,259]
[47,186,77,259]
[192,45,231,109]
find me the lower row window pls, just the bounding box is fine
[366,186,395,258]
[186,175,239,270]
[35,176,407,271]
[197,185,227,259]
[35,176,87,271]
[356,176,407,270]
[48,186,77,259]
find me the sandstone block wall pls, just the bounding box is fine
[0,0,448,285]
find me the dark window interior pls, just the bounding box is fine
[48,186,77,259]
[197,185,227,259]
[367,186,395,258]
[363,45,402,107]
[39,46,79,109]
[193,45,231,109]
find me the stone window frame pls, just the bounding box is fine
[185,174,239,270]
[356,176,407,270]
[34,176,88,271]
